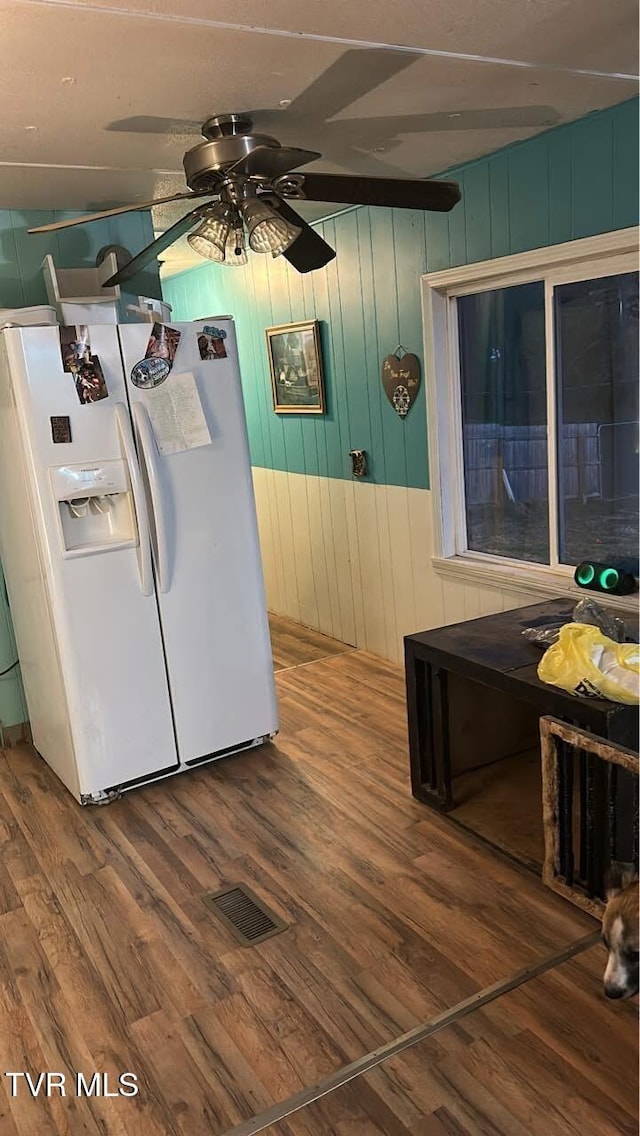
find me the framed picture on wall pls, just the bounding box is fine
[266,319,326,414]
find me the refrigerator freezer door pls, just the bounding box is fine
[120,320,278,764]
[0,326,178,799]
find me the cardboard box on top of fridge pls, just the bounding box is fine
[0,305,57,328]
[42,253,120,324]
[126,295,173,323]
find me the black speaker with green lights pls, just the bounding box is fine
[574,561,637,596]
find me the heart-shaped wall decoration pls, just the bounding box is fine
[381,351,421,418]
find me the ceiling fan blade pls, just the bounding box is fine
[101,206,209,286]
[225,144,321,179]
[284,48,422,122]
[28,191,214,234]
[276,173,461,213]
[260,194,336,274]
[106,115,201,134]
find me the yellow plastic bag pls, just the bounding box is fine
[537,623,640,705]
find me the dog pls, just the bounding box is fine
[602,862,639,1000]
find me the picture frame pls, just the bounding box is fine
[265,319,326,414]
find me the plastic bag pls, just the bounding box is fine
[537,623,640,705]
[522,597,632,649]
[522,623,565,647]
[572,597,626,643]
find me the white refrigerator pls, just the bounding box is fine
[0,318,278,803]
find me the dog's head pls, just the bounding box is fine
[602,862,639,1000]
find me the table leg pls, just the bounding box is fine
[432,666,453,810]
[405,644,452,811]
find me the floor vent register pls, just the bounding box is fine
[203,884,288,946]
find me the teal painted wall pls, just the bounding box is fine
[164,98,639,489]
[0,207,161,317]
[0,207,161,729]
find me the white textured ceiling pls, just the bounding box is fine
[0,0,636,276]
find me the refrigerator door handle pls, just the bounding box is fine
[114,403,153,597]
[132,402,170,594]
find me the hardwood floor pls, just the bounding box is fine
[0,614,636,1135]
[261,945,638,1136]
[268,613,354,671]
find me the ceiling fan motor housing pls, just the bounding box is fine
[183,114,283,191]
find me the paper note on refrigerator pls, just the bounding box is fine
[145,371,211,455]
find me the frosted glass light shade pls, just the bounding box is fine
[187,212,229,261]
[242,198,301,256]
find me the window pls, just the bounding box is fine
[423,230,639,593]
[555,273,638,572]
[458,281,549,564]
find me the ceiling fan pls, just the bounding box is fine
[28,110,461,284]
[28,48,557,283]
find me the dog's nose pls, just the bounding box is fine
[604,985,627,999]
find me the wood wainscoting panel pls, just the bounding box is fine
[252,469,548,663]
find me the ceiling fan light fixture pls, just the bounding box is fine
[251,216,301,256]
[187,230,225,262]
[187,205,248,267]
[187,204,232,261]
[242,197,301,256]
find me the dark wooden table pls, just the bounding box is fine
[405,599,638,812]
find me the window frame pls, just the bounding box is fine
[421,227,639,608]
